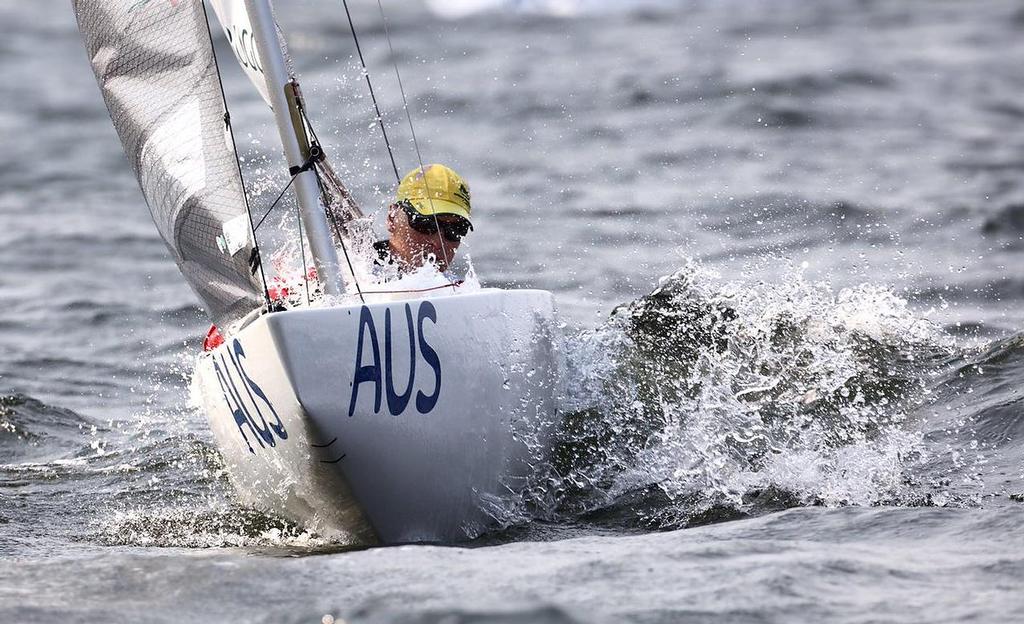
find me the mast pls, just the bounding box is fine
[243,0,344,297]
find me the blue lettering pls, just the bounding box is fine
[214,355,261,454]
[384,304,417,415]
[348,302,443,417]
[232,339,287,440]
[416,301,442,414]
[225,349,275,447]
[348,305,382,417]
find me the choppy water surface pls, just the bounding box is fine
[2,0,1024,622]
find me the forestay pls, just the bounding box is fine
[72,0,263,327]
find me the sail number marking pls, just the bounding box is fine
[213,338,287,455]
[213,301,441,454]
[349,301,442,416]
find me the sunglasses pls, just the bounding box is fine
[400,201,473,242]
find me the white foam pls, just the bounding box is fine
[547,261,953,519]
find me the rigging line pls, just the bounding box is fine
[340,0,401,182]
[293,87,322,147]
[374,0,455,291]
[252,146,323,233]
[327,194,366,304]
[312,163,366,303]
[253,173,299,232]
[295,203,312,306]
[200,0,271,310]
[294,98,366,302]
[359,280,464,295]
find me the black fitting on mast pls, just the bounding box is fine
[289,143,324,176]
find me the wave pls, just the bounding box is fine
[0,393,99,463]
[423,0,673,19]
[982,202,1024,235]
[94,502,333,550]
[0,393,299,550]
[489,262,977,532]
[746,70,893,98]
[698,194,874,241]
[952,337,1024,447]
[349,605,583,624]
[83,432,352,550]
[925,333,1024,450]
[78,408,352,550]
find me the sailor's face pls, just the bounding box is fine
[388,206,462,273]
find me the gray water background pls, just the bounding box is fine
[2,0,1024,622]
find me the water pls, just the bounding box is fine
[2,0,1024,621]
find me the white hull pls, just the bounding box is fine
[192,288,561,544]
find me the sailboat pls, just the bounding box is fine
[72,0,561,544]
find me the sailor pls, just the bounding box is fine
[204,164,472,352]
[373,164,473,275]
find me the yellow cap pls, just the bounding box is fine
[396,164,472,222]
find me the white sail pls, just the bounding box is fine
[72,0,264,327]
[208,0,273,107]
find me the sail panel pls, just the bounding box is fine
[72,0,263,327]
